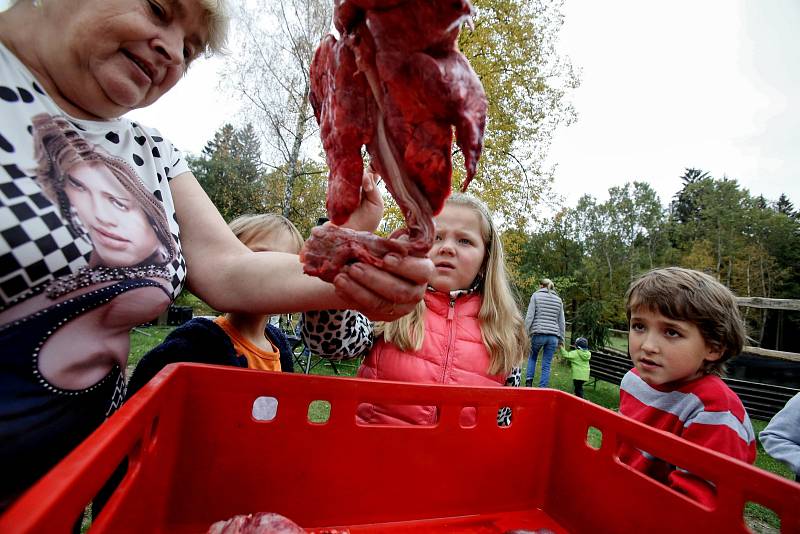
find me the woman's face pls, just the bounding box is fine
[429,204,487,293]
[41,0,210,118]
[65,162,161,267]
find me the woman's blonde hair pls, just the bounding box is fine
[197,0,230,56]
[228,213,304,254]
[378,193,529,375]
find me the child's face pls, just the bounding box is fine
[429,204,486,292]
[628,307,721,387]
[246,229,300,254]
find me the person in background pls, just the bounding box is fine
[126,214,305,397]
[301,193,529,426]
[557,337,591,398]
[0,0,431,509]
[524,278,565,387]
[759,392,800,482]
[617,267,756,507]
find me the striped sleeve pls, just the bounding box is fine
[619,371,756,507]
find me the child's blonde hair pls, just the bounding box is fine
[625,267,746,376]
[378,193,529,375]
[228,214,304,253]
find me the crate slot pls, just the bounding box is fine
[586,425,603,450]
[252,396,279,421]
[308,399,331,423]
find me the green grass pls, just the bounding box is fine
[126,326,174,376]
[607,332,630,352]
[747,418,794,532]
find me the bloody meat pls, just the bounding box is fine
[208,512,350,534]
[301,0,487,283]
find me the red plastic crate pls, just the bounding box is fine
[2,363,799,533]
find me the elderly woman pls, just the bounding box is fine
[0,0,433,510]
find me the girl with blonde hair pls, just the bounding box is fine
[303,193,529,426]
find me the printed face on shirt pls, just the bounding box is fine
[628,307,721,387]
[40,0,210,118]
[65,161,161,267]
[429,204,486,293]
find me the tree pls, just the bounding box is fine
[222,0,332,218]
[191,123,266,221]
[454,0,579,222]
[571,301,610,351]
[671,167,711,225]
[262,158,329,237]
[775,193,796,218]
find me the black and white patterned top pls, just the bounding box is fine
[0,42,189,506]
[0,42,188,308]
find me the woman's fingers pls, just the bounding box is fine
[380,253,433,286]
[333,255,433,321]
[341,171,384,232]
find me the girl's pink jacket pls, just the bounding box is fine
[357,290,506,425]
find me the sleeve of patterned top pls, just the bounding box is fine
[301,310,375,361]
[497,367,522,426]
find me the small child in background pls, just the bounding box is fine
[557,337,591,398]
[759,392,800,482]
[127,214,304,397]
[618,267,756,507]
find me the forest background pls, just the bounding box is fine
[187,0,799,352]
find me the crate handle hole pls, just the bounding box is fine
[744,501,780,531]
[252,396,279,421]
[355,402,439,426]
[308,400,331,424]
[460,406,477,428]
[586,426,603,450]
[497,406,513,427]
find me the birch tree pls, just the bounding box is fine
[222,0,332,218]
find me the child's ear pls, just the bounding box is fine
[704,343,723,363]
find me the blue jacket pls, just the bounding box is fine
[127,317,294,398]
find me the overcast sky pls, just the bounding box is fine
[4,0,798,210]
[547,0,800,207]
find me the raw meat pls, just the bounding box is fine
[301,0,487,282]
[207,512,304,534]
[208,512,350,534]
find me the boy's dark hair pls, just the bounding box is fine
[625,267,746,376]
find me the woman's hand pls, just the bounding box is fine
[341,171,384,233]
[332,252,433,322]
